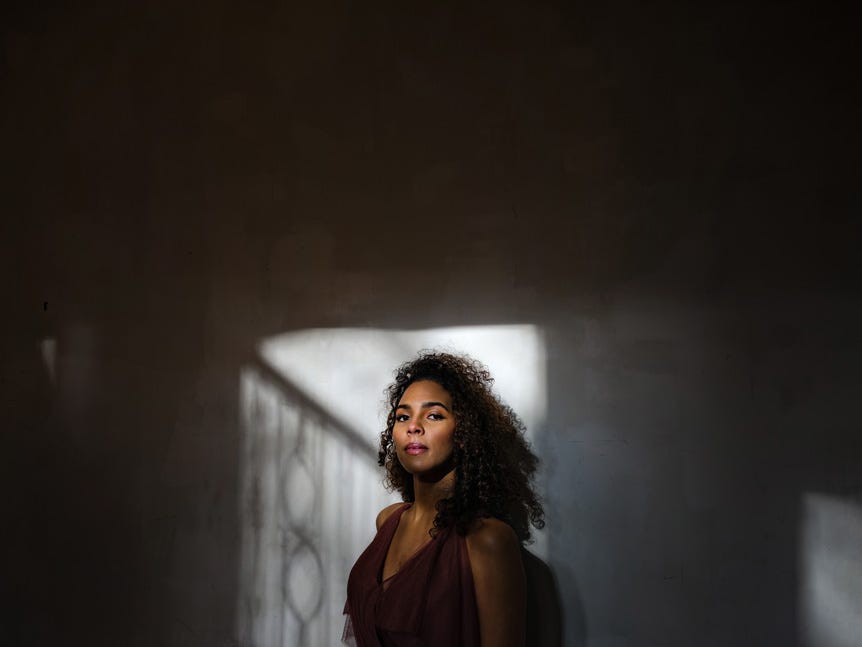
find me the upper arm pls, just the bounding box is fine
[466,518,526,647]
[375,502,404,531]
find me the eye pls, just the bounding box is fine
[428,412,446,421]
[395,413,410,422]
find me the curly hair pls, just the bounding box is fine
[378,351,544,543]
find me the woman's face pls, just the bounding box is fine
[393,380,456,478]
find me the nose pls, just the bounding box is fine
[407,418,424,435]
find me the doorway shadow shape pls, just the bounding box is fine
[523,548,568,647]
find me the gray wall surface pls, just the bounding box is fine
[3,2,859,646]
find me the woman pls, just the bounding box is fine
[344,351,544,646]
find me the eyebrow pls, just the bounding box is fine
[396,401,451,412]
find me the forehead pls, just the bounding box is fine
[398,379,452,405]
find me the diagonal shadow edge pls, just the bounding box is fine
[249,353,379,467]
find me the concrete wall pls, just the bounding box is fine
[3,2,859,646]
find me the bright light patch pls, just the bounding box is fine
[800,493,862,647]
[238,325,546,646]
[257,325,547,444]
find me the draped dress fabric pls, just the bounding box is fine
[344,503,480,646]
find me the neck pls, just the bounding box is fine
[409,468,456,521]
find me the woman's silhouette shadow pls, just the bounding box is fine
[523,548,584,647]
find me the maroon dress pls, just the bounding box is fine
[344,503,480,646]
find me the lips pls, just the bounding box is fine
[404,442,428,455]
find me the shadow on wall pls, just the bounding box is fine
[524,548,575,647]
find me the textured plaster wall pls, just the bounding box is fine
[3,2,858,646]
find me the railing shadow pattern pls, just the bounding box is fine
[236,356,393,646]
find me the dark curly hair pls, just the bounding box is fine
[378,351,544,543]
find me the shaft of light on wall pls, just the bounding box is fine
[799,493,862,647]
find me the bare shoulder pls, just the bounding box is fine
[466,517,526,646]
[375,502,406,531]
[465,517,521,559]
